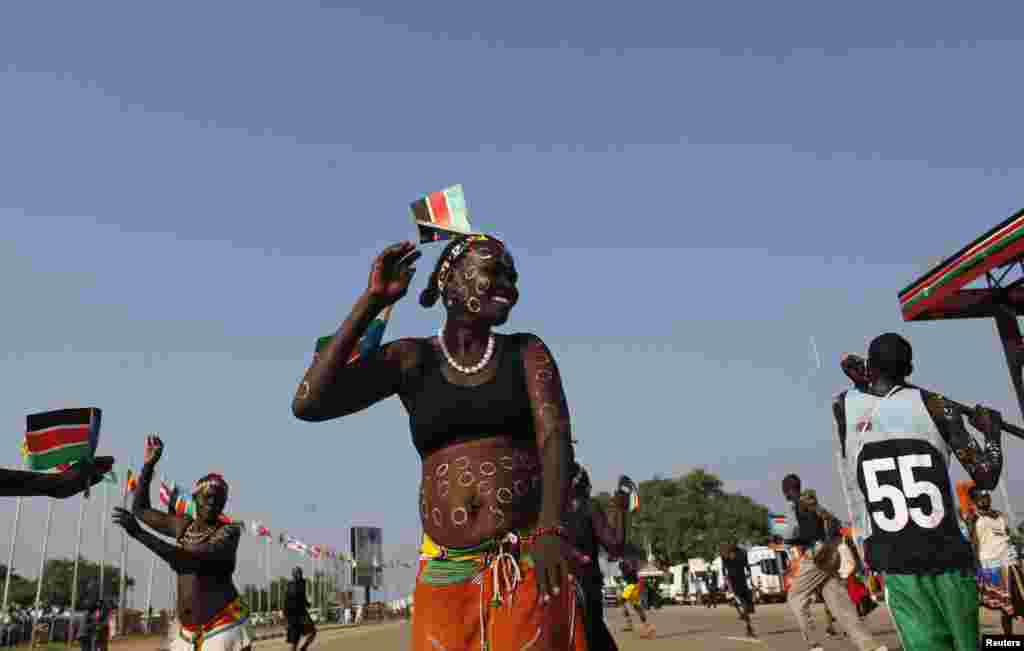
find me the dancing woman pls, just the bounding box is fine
[113,436,251,651]
[292,237,585,650]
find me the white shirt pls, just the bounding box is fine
[975,512,1011,563]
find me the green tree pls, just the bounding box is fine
[2,558,134,608]
[593,468,771,567]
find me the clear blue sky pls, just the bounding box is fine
[2,1,1024,609]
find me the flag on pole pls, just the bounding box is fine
[316,305,394,366]
[410,184,475,243]
[285,536,307,554]
[22,408,102,471]
[249,521,271,538]
[123,469,137,498]
[768,513,789,537]
[629,493,640,512]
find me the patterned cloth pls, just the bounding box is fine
[413,532,587,651]
[174,599,252,651]
[978,559,1024,616]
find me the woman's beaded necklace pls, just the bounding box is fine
[437,328,495,375]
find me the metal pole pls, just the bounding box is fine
[70,493,89,612]
[99,481,109,605]
[2,459,27,612]
[34,499,55,609]
[265,538,271,614]
[144,556,156,633]
[117,474,129,635]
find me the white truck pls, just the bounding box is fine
[746,545,791,603]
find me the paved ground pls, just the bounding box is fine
[238,602,1010,650]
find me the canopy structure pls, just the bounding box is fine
[898,208,1024,421]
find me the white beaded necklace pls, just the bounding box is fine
[437,327,495,375]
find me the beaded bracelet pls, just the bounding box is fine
[527,526,568,544]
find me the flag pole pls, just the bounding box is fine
[34,498,55,609]
[117,466,131,635]
[99,479,109,604]
[70,492,89,612]
[265,537,271,614]
[144,555,156,633]
[2,459,27,612]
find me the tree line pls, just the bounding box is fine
[1,558,135,609]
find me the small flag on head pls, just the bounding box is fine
[23,408,102,471]
[410,184,475,243]
[317,304,394,366]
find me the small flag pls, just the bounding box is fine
[317,305,394,366]
[160,477,232,523]
[629,493,640,513]
[410,184,475,243]
[103,470,118,484]
[158,479,174,505]
[250,521,271,538]
[23,408,102,471]
[286,536,308,554]
[123,469,137,497]
[768,513,789,537]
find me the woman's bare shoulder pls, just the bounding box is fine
[384,337,430,371]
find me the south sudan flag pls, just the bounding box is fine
[23,408,101,471]
[410,184,475,243]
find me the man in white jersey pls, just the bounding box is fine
[964,486,1022,635]
[835,333,1003,651]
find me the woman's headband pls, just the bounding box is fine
[436,234,493,294]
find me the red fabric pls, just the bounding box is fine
[847,575,868,605]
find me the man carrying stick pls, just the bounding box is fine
[836,332,1004,650]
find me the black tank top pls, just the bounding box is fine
[855,437,974,574]
[403,333,536,458]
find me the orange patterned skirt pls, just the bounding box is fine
[411,534,587,651]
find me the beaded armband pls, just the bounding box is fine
[526,526,568,544]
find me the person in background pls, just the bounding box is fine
[720,542,756,638]
[619,553,654,638]
[780,474,886,651]
[284,567,316,651]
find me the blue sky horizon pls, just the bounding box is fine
[3,1,1024,609]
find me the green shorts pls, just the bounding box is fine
[884,570,978,651]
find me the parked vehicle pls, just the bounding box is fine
[747,544,791,604]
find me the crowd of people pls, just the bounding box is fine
[3,230,1021,651]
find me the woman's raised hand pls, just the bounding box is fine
[367,242,421,308]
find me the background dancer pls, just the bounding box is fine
[113,435,251,651]
[835,332,1003,650]
[780,474,886,651]
[563,461,631,651]
[618,554,654,638]
[965,486,1022,635]
[292,237,586,650]
[284,567,316,651]
[0,457,113,497]
[719,542,756,638]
